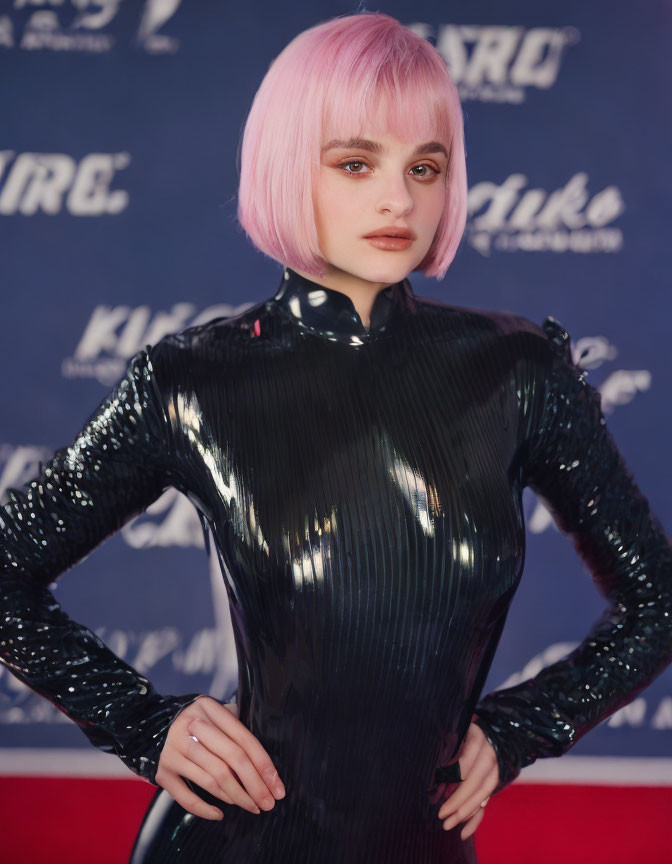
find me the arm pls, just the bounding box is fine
[473,316,672,793]
[0,343,202,784]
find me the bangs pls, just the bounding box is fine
[321,55,454,155]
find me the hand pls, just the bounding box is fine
[437,718,499,840]
[155,695,286,821]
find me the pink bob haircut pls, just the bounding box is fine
[236,11,468,281]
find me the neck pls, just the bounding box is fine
[273,267,414,346]
[288,266,397,331]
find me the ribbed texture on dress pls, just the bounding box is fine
[2,267,670,863]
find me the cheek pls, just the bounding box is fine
[315,176,360,231]
[422,183,447,225]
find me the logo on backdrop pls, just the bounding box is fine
[466,172,625,256]
[1,13,578,72]
[0,150,131,215]
[407,22,580,103]
[0,0,183,54]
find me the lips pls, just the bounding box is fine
[363,228,415,240]
[364,235,413,251]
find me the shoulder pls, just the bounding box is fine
[131,302,273,400]
[410,293,570,366]
[159,301,268,352]
[145,299,271,371]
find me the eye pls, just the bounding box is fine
[339,160,371,175]
[338,160,441,179]
[410,164,441,178]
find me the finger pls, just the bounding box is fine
[158,745,233,803]
[444,767,497,830]
[184,731,276,814]
[455,724,486,772]
[198,700,285,796]
[441,765,498,831]
[437,752,492,820]
[437,722,490,803]
[223,700,239,718]
[165,751,251,811]
[157,753,226,805]
[459,806,486,841]
[158,772,225,822]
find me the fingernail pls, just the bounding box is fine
[261,797,275,810]
[274,783,286,799]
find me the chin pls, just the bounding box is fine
[356,255,422,284]
[325,246,425,285]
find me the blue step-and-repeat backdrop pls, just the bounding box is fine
[1,1,671,784]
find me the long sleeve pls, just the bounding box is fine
[473,315,672,793]
[0,343,203,784]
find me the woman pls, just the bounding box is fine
[2,11,671,864]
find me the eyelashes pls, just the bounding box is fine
[337,160,441,179]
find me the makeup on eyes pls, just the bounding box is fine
[321,137,447,177]
[337,159,441,179]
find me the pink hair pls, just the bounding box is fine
[236,11,468,281]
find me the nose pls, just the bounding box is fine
[375,171,414,217]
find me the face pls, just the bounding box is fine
[312,129,449,289]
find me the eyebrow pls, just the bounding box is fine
[321,137,449,159]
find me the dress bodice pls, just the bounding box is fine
[2,267,671,862]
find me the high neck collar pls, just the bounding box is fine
[272,267,414,345]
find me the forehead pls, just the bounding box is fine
[321,88,448,152]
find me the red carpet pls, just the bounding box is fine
[0,777,669,863]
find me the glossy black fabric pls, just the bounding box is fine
[2,267,672,863]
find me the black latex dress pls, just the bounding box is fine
[2,267,671,863]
